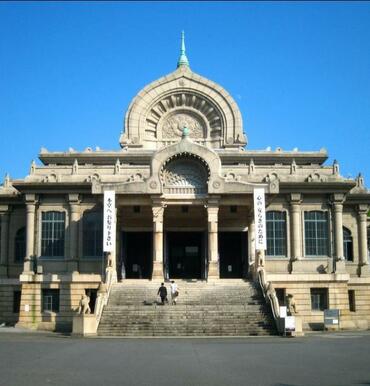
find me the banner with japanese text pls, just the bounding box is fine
[253,188,266,250]
[103,190,116,252]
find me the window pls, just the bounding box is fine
[310,288,328,311]
[83,211,103,258]
[14,227,26,263]
[133,206,141,213]
[304,211,329,256]
[41,212,65,257]
[13,290,21,313]
[42,289,60,313]
[343,227,353,261]
[266,211,287,257]
[348,290,356,312]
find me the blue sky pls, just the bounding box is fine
[1,2,369,184]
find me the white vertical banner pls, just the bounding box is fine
[253,188,267,250]
[103,190,116,252]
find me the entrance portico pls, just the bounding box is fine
[95,130,276,281]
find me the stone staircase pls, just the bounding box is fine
[97,280,277,336]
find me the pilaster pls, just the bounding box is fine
[332,194,346,273]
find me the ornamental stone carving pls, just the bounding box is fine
[161,112,205,139]
[146,92,222,143]
[161,156,209,195]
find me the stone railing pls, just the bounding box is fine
[73,264,116,336]
[257,266,282,332]
[94,266,115,326]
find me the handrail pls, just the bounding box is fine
[257,266,281,328]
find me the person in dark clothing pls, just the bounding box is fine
[157,283,168,305]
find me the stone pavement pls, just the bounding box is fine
[0,329,370,386]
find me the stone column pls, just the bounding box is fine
[333,202,344,260]
[290,193,302,261]
[23,195,37,274]
[152,204,164,279]
[0,206,10,276]
[289,193,306,273]
[207,201,219,279]
[332,195,346,273]
[68,194,80,273]
[358,205,369,276]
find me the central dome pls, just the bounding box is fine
[120,34,246,150]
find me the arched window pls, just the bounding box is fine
[343,227,353,261]
[41,211,65,257]
[14,227,26,263]
[304,211,329,256]
[266,211,287,257]
[82,211,103,258]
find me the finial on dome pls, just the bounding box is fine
[177,31,190,68]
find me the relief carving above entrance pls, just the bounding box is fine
[161,155,209,195]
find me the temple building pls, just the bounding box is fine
[1,34,370,334]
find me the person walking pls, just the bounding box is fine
[157,283,168,305]
[170,280,179,305]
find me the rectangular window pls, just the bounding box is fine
[82,212,103,258]
[304,211,329,256]
[41,212,65,257]
[310,288,328,311]
[348,290,356,312]
[133,206,141,213]
[13,290,21,313]
[266,211,287,257]
[42,289,60,313]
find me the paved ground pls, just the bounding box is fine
[1,329,370,386]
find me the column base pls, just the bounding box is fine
[334,259,346,273]
[359,264,370,277]
[208,261,219,279]
[152,261,164,280]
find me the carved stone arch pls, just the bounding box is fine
[147,137,224,195]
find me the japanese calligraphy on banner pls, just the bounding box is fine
[103,190,116,252]
[253,188,266,250]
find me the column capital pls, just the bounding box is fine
[24,194,37,205]
[289,193,302,205]
[331,193,345,204]
[358,204,369,216]
[68,193,81,205]
[0,205,9,214]
[152,205,165,223]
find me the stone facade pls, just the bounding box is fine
[0,38,369,332]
